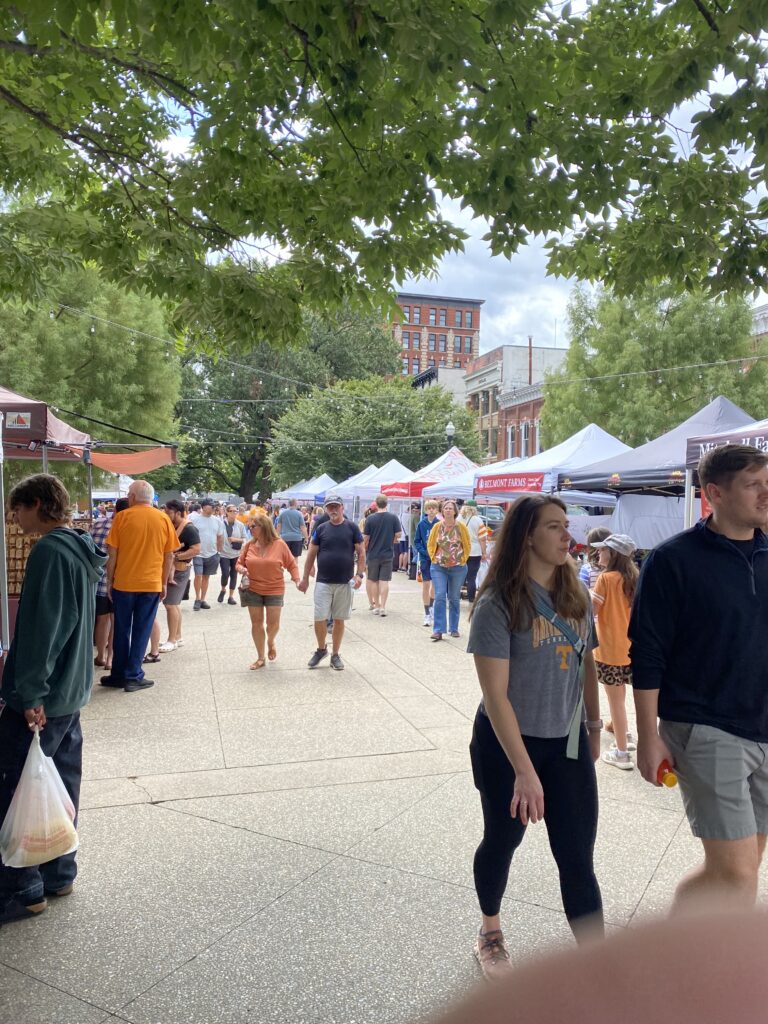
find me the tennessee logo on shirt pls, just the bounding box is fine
[531,615,588,670]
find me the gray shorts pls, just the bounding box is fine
[164,566,191,606]
[314,581,353,622]
[660,720,768,840]
[240,590,284,608]
[193,554,220,576]
[366,557,393,582]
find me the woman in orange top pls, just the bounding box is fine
[236,515,301,670]
[591,534,639,771]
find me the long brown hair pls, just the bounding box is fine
[473,495,589,630]
[605,548,639,602]
[249,514,278,545]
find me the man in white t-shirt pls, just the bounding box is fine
[192,498,226,609]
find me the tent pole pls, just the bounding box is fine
[85,450,93,520]
[41,444,49,474]
[0,414,9,654]
[684,469,695,529]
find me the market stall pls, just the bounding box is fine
[475,423,630,504]
[381,447,477,499]
[683,415,768,527]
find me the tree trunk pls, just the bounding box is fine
[239,452,263,501]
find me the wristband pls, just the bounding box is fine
[587,719,603,732]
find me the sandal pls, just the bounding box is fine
[250,659,266,670]
[430,633,443,642]
[268,645,277,661]
[143,653,161,664]
[94,657,105,667]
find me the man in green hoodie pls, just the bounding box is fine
[0,473,107,925]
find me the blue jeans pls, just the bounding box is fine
[0,707,82,906]
[111,589,161,682]
[431,564,468,634]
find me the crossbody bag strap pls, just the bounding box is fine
[533,595,590,760]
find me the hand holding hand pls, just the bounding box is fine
[297,579,309,594]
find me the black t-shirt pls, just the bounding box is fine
[178,522,200,555]
[312,519,363,584]
[364,511,401,560]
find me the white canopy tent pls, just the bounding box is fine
[349,459,412,503]
[474,424,630,505]
[334,464,380,502]
[421,461,495,500]
[381,447,478,499]
[274,473,337,503]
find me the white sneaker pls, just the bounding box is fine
[422,613,431,626]
[372,607,380,615]
[158,641,177,653]
[176,638,185,647]
[602,748,634,771]
[613,735,637,752]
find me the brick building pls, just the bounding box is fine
[394,292,483,377]
[465,342,566,461]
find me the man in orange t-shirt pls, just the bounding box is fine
[102,480,179,693]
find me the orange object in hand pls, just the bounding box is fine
[657,759,678,787]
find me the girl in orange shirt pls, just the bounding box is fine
[591,534,639,771]
[236,515,301,670]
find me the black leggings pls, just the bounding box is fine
[465,555,482,602]
[470,708,603,935]
[219,556,238,590]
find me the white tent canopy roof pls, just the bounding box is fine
[333,464,380,502]
[421,462,487,500]
[474,423,631,500]
[381,446,478,498]
[349,458,412,503]
[274,473,337,502]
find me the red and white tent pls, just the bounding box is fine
[381,446,477,499]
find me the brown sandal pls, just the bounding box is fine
[250,659,266,670]
[268,645,277,661]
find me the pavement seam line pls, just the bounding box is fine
[204,628,229,770]
[0,957,116,1018]
[624,813,689,928]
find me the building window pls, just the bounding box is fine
[439,355,446,366]
[454,309,462,327]
[428,357,435,368]
[535,418,542,454]
[412,306,421,324]
[411,332,420,347]
[464,336,472,353]
[481,391,490,416]
[402,358,409,375]
[453,336,461,352]
[490,429,498,457]
[521,421,530,458]
[464,310,473,327]
[402,331,409,349]
[412,359,420,374]
[508,424,516,458]
[429,307,437,325]
[428,333,436,351]
[439,308,447,326]
[438,334,447,352]
[402,305,410,323]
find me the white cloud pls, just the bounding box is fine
[401,197,574,353]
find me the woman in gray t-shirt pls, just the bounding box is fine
[466,495,604,980]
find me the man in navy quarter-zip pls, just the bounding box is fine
[630,444,768,912]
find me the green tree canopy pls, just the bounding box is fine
[267,378,482,489]
[2,2,768,351]
[155,309,402,499]
[541,287,766,448]
[0,264,180,496]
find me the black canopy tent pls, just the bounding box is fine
[560,397,755,496]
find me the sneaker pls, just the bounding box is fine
[473,929,512,981]
[330,653,344,671]
[422,613,431,627]
[612,735,637,752]
[176,638,185,647]
[158,641,177,653]
[379,610,387,618]
[308,648,328,669]
[44,883,74,898]
[217,591,225,603]
[199,601,211,610]
[601,748,634,770]
[100,675,125,688]
[372,607,380,615]
[0,896,48,924]
[124,679,155,693]
[193,600,202,611]
[227,597,237,606]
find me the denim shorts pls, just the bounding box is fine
[660,720,768,840]
[193,554,220,576]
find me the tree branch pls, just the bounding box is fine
[690,0,719,33]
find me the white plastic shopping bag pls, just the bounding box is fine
[475,559,489,590]
[0,727,78,868]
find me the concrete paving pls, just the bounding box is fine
[2,572,764,1024]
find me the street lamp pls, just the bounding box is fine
[445,420,456,448]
